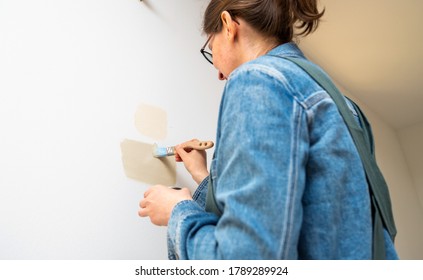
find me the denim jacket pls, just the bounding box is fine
[167,43,398,259]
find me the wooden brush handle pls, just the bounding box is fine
[181,140,214,151]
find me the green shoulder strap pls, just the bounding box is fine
[284,56,397,259]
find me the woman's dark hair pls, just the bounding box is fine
[203,0,325,43]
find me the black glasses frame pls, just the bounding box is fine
[200,35,213,65]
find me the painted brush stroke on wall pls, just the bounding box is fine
[134,103,167,140]
[120,139,176,185]
[121,103,176,185]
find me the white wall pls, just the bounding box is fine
[1,0,422,260]
[0,0,222,259]
[365,110,423,259]
[398,123,423,207]
[337,90,423,259]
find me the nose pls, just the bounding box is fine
[218,71,227,80]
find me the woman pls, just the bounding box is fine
[139,0,398,259]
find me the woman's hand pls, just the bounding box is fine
[175,139,209,184]
[138,185,192,226]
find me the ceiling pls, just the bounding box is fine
[299,0,423,130]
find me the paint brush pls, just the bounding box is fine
[152,140,214,158]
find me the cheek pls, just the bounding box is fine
[212,51,222,70]
[213,49,230,76]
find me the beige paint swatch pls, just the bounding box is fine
[134,103,167,140]
[120,139,176,186]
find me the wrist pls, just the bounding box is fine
[192,171,209,185]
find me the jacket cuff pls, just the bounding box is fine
[192,175,209,209]
[167,199,204,259]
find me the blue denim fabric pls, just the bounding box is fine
[167,42,399,260]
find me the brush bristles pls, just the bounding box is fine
[152,144,175,158]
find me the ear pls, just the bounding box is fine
[220,11,238,40]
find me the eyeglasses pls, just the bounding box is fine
[200,35,213,65]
